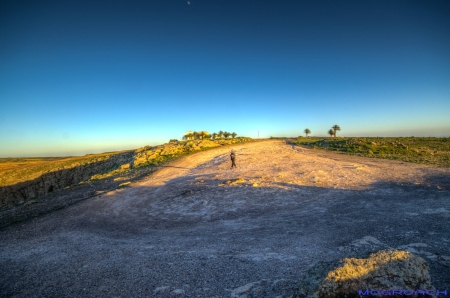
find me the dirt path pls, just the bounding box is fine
[1,140,449,297]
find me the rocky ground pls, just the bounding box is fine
[1,140,449,297]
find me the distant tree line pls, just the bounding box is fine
[302,124,341,138]
[183,130,238,140]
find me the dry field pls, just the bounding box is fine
[1,140,449,297]
[0,152,132,187]
[295,137,450,168]
[0,157,67,173]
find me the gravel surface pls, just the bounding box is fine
[1,140,449,297]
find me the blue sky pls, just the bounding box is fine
[1,0,449,157]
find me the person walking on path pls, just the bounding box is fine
[230,149,237,168]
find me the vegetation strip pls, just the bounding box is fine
[293,137,450,168]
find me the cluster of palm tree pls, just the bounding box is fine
[328,125,341,137]
[195,131,208,139]
[184,130,237,140]
[211,130,237,139]
[302,125,341,137]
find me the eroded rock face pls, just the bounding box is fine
[292,250,434,298]
[0,152,135,208]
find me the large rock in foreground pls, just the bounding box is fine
[292,250,435,298]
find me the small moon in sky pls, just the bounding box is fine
[187,1,190,5]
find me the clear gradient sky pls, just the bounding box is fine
[1,0,449,157]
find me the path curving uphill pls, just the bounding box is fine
[1,140,449,297]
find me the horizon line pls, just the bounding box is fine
[1,135,449,159]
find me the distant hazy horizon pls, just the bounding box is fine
[1,0,449,158]
[2,132,449,158]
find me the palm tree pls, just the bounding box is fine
[199,131,205,139]
[304,128,311,137]
[212,133,217,140]
[193,131,199,140]
[231,132,237,139]
[332,125,341,137]
[223,131,230,139]
[218,131,224,139]
[328,129,334,137]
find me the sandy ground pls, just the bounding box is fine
[1,140,449,297]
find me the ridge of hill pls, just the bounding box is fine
[0,138,252,209]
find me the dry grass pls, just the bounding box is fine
[0,151,133,187]
[295,137,450,167]
[0,157,67,173]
